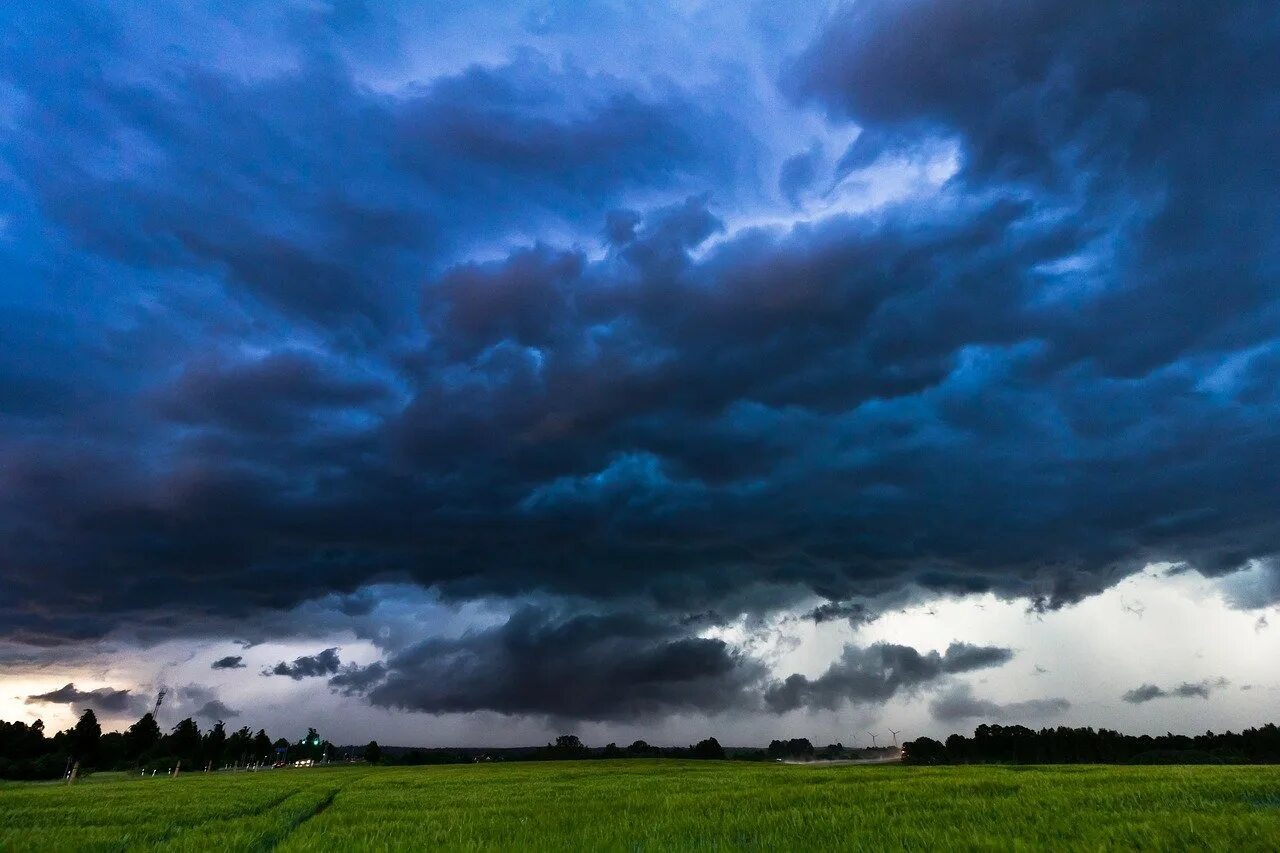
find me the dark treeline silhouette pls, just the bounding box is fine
[15,711,1277,779]
[905,723,1280,765]
[0,710,337,780]
[370,735,730,766]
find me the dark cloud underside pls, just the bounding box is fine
[265,648,342,680]
[330,605,1011,721]
[0,0,1276,662]
[24,683,146,717]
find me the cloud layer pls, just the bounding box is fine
[0,1,1277,727]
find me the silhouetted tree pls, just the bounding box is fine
[125,713,161,760]
[626,740,654,756]
[818,742,847,759]
[70,709,102,766]
[545,734,589,759]
[204,721,227,767]
[252,729,273,763]
[168,718,202,765]
[364,741,382,764]
[691,737,726,759]
[902,736,946,764]
[226,727,252,765]
[767,738,814,759]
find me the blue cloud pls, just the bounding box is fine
[1,0,1278,655]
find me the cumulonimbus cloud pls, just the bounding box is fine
[327,604,1016,721]
[0,1,1275,677]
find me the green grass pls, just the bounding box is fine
[2,760,1278,851]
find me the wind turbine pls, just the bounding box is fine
[888,729,901,747]
[868,732,879,749]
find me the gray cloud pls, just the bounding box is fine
[1218,557,1280,610]
[211,655,246,670]
[929,684,1070,723]
[329,604,1013,722]
[337,607,765,721]
[763,642,1014,713]
[25,683,147,717]
[194,700,240,721]
[175,684,240,721]
[1122,678,1230,704]
[264,648,342,680]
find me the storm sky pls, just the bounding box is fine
[2,1,1279,746]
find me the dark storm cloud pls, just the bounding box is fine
[929,684,1070,723]
[265,648,342,680]
[211,656,246,670]
[791,0,1280,378]
[804,601,871,625]
[25,683,146,717]
[335,606,765,721]
[331,605,1010,721]
[762,642,1013,713]
[1122,678,1230,704]
[157,351,393,436]
[1,0,1279,650]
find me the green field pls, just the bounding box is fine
[2,760,1278,851]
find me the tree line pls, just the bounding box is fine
[364,735,730,766]
[0,709,340,780]
[14,709,1277,779]
[904,722,1280,765]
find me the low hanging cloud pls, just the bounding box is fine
[25,683,147,717]
[328,605,1013,721]
[211,655,246,670]
[263,648,342,680]
[332,607,765,721]
[762,642,1014,713]
[175,685,240,721]
[1122,678,1230,704]
[929,684,1071,723]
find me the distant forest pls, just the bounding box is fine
[903,723,1280,765]
[0,710,336,780]
[4,710,1279,780]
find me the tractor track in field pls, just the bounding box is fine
[264,790,337,851]
[269,772,375,849]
